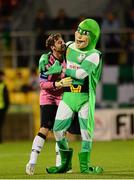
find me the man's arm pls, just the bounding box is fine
[40,72,72,90]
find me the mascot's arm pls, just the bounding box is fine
[45,60,62,75]
[39,52,50,72]
[65,68,88,79]
[65,53,99,79]
[81,53,99,74]
[44,42,73,75]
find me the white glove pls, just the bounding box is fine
[55,77,72,88]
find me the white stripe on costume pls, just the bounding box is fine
[81,129,92,141]
[85,52,99,66]
[54,130,65,141]
[75,69,88,79]
[55,100,73,120]
[78,102,89,119]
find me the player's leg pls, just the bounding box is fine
[26,128,48,175]
[26,105,58,175]
[78,102,103,174]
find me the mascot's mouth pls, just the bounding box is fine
[76,39,85,44]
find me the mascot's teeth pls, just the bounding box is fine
[77,40,83,43]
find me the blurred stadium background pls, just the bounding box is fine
[0,0,134,178]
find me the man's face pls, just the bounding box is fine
[75,31,89,49]
[53,37,66,53]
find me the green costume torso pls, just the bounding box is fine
[66,42,90,86]
[66,42,102,89]
[65,42,102,137]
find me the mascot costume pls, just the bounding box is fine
[40,19,103,174]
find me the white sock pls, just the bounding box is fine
[55,142,61,167]
[29,135,45,164]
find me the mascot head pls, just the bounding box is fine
[75,18,100,51]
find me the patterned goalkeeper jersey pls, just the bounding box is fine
[39,54,66,105]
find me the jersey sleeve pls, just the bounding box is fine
[39,72,55,90]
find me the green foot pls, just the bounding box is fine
[46,166,59,174]
[82,166,103,174]
[46,165,68,174]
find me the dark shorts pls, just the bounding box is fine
[40,105,58,130]
[40,105,80,134]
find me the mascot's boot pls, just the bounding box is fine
[46,148,73,174]
[78,152,103,174]
[66,150,73,173]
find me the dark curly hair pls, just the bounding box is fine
[46,33,62,51]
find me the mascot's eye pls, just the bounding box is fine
[83,31,90,36]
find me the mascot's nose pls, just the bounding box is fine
[78,32,82,38]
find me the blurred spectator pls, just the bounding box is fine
[53,8,70,30]
[104,0,128,14]
[13,71,24,92]
[125,8,134,29]
[101,11,121,65]
[71,14,87,31]
[0,0,12,16]
[13,71,29,93]
[28,68,39,92]
[0,0,19,16]
[125,32,134,66]
[0,70,10,143]
[70,14,87,41]
[2,17,12,49]
[33,8,51,33]
[0,16,12,50]
[33,8,51,65]
[16,37,28,67]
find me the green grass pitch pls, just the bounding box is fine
[0,140,134,179]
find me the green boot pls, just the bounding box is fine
[79,152,103,174]
[66,149,73,173]
[46,148,73,174]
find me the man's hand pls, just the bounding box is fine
[45,61,62,75]
[55,77,72,88]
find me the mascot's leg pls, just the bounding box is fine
[78,102,103,174]
[46,148,73,174]
[46,100,73,174]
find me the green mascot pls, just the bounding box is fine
[41,19,103,174]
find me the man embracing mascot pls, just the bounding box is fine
[43,19,103,174]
